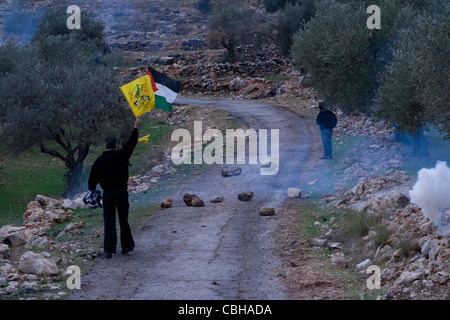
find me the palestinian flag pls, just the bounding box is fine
[147,67,181,113]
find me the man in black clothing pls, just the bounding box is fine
[316,103,337,159]
[88,117,142,259]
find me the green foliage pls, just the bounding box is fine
[291,0,448,126]
[197,0,211,13]
[291,0,374,112]
[275,0,316,55]
[208,5,269,62]
[32,8,105,48]
[375,12,450,136]
[0,8,131,196]
[262,0,300,13]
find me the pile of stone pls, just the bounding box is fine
[0,194,86,297]
[323,171,450,299]
[176,58,288,79]
[23,195,71,229]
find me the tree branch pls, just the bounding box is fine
[39,143,68,165]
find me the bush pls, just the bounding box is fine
[32,8,105,48]
[263,0,300,13]
[275,0,315,55]
[291,0,374,113]
[197,0,211,13]
[375,12,450,137]
[208,5,269,62]
[290,0,443,115]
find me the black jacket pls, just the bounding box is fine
[88,128,139,191]
[316,109,337,130]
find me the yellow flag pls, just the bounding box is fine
[138,134,151,144]
[120,75,155,118]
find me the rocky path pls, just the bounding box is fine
[69,98,316,300]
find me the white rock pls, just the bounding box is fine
[33,259,59,276]
[287,188,302,198]
[19,252,45,274]
[18,251,59,276]
[355,259,372,272]
[395,271,422,285]
[308,238,327,247]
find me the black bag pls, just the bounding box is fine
[329,111,338,129]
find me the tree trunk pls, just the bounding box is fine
[64,161,83,198]
[64,144,90,198]
[41,138,90,198]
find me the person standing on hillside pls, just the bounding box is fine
[316,103,337,160]
[88,117,142,259]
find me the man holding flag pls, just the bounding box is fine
[88,117,142,259]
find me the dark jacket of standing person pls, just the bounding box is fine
[316,105,337,131]
[316,104,337,159]
[88,129,139,191]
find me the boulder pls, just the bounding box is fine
[35,195,63,208]
[238,191,253,201]
[19,251,44,274]
[221,167,242,177]
[191,196,205,207]
[0,225,26,247]
[159,56,174,65]
[259,207,275,216]
[33,259,59,276]
[355,259,372,272]
[183,193,204,207]
[308,238,327,247]
[395,271,422,285]
[160,197,173,208]
[229,77,244,91]
[18,251,59,276]
[210,196,225,203]
[287,188,302,198]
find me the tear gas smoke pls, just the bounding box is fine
[409,161,450,226]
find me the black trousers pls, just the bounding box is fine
[102,188,135,254]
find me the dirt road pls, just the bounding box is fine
[69,98,317,300]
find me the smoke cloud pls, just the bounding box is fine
[409,161,450,226]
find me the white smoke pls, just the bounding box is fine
[409,161,450,226]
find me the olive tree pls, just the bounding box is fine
[208,5,268,62]
[0,9,132,197]
[375,12,450,137]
